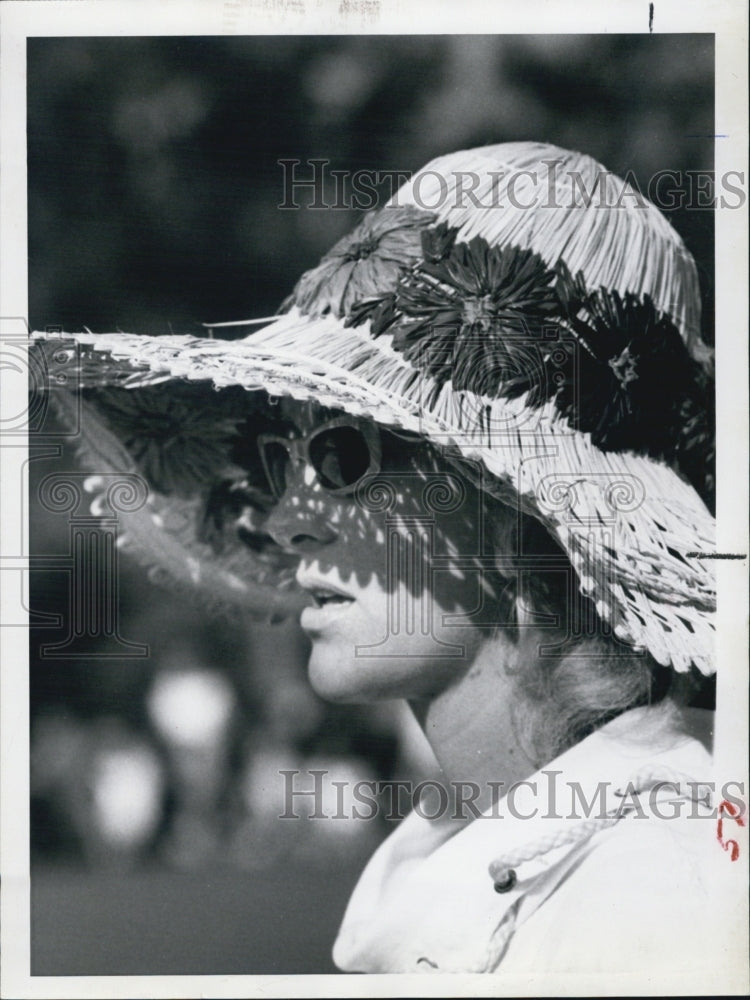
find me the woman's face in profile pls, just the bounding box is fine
[255,402,508,705]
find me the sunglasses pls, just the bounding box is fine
[257,417,383,500]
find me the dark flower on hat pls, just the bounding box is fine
[345,223,461,335]
[345,292,399,336]
[387,236,561,397]
[674,365,716,511]
[344,234,708,479]
[289,205,436,318]
[554,259,589,319]
[89,385,251,496]
[552,285,697,457]
[420,221,459,263]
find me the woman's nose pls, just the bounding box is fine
[263,462,338,554]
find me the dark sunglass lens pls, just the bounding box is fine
[260,440,290,498]
[309,425,373,491]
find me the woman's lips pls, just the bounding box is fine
[297,578,356,632]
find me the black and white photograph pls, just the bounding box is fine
[1,2,748,997]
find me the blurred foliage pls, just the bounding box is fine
[28,35,714,340]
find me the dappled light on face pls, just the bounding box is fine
[256,402,511,619]
[192,396,520,649]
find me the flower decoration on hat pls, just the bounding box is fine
[351,226,562,399]
[289,204,436,318]
[552,278,702,460]
[670,362,716,510]
[343,221,712,503]
[345,221,459,334]
[89,385,251,497]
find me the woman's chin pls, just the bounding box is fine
[306,644,379,704]
[305,642,456,705]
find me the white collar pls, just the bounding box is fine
[333,705,714,973]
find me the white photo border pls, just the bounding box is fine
[1,1,748,997]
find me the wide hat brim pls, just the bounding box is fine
[31,308,715,675]
[29,142,716,674]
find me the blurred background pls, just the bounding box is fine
[28,33,714,975]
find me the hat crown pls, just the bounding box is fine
[391,142,703,358]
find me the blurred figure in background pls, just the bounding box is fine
[147,656,238,867]
[32,711,165,867]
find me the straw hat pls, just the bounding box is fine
[31,142,715,674]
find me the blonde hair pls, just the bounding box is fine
[486,499,708,765]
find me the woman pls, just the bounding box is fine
[33,142,719,975]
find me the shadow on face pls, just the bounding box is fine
[201,397,521,702]
[219,397,513,612]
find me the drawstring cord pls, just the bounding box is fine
[489,763,707,885]
[484,764,710,970]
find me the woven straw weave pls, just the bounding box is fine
[33,315,715,675]
[29,142,716,674]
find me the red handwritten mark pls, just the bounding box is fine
[716,800,747,861]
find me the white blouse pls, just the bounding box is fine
[333,704,729,986]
